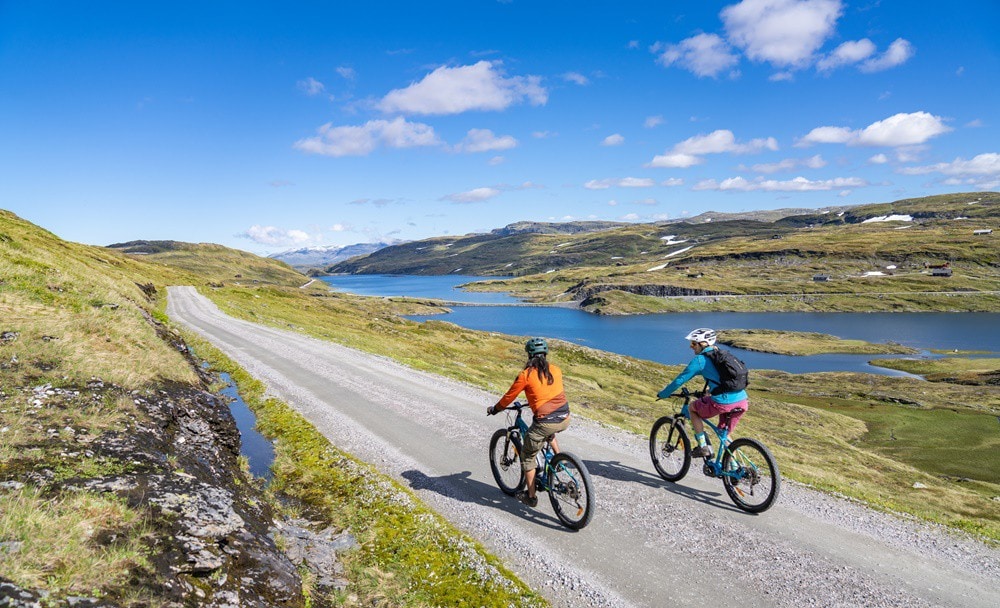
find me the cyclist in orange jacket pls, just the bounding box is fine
[487,338,570,507]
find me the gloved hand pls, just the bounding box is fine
[486,405,497,416]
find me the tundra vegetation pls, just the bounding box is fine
[1,192,998,603]
[0,209,543,607]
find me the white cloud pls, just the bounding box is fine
[661,178,684,186]
[442,187,502,203]
[378,61,547,115]
[293,117,440,157]
[869,153,889,164]
[240,225,313,246]
[817,39,875,71]
[653,33,739,78]
[602,133,625,146]
[488,155,505,166]
[584,177,656,190]
[297,77,325,96]
[455,128,517,153]
[674,129,778,154]
[798,112,951,147]
[633,198,658,205]
[722,0,843,68]
[330,223,350,232]
[336,66,356,80]
[647,152,703,168]
[750,154,826,173]
[860,38,915,73]
[692,175,867,191]
[898,153,1000,188]
[532,130,555,139]
[644,115,664,128]
[563,72,589,85]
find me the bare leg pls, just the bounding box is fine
[550,436,560,454]
[524,467,537,499]
[690,410,705,435]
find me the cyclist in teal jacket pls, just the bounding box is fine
[657,328,748,458]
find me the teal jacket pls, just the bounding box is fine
[657,346,748,404]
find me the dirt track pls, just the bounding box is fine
[168,286,999,608]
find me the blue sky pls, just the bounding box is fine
[2,1,998,255]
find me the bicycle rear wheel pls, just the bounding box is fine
[547,452,594,530]
[489,428,525,495]
[721,437,780,513]
[649,416,691,482]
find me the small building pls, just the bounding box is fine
[973,229,993,235]
[812,274,831,282]
[931,267,953,277]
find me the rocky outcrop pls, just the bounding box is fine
[574,282,734,301]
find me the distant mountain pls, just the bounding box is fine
[327,192,1000,278]
[270,242,395,269]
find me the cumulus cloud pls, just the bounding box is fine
[297,77,326,96]
[442,187,502,203]
[602,133,625,146]
[749,154,826,173]
[692,175,867,192]
[378,61,547,115]
[455,128,517,153]
[584,177,656,190]
[293,117,440,157]
[649,129,777,169]
[869,153,889,164]
[898,153,1000,188]
[239,225,313,246]
[662,178,684,186]
[798,112,951,147]
[652,33,739,78]
[860,38,915,72]
[817,39,875,71]
[722,0,842,68]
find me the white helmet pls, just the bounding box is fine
[685,328,717,346]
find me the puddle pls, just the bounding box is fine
[218,372,275,481]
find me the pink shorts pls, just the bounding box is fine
[692,395,748,430]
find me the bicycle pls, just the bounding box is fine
[649,388,780,513]
[488,402,595,530]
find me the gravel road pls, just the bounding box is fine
[167,286,999,608]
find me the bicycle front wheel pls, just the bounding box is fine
[721,437,781,513]
[649,416,691,482]
[489,428,525,495]
[547,452,594,530]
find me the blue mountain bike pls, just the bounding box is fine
[650,388,780,513]
[488,402,595,530]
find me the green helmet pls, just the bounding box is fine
[524,337,548,356]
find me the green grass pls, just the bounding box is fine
[870,357,1000,385]
[184,332,547,608]
[718,329,919,355]
[198,282,1000,541]
[0,486,156,603]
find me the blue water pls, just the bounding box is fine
[321,274,521,304]
[322,275,1000,376]
[219,372,275,480]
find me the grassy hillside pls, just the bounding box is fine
[0,211,543,607]
[329,192,1000,313]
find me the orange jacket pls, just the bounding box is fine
[495,363,569,419]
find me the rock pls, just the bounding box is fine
[912,482,928,489]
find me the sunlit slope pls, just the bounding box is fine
[328,192,1000,311]
[108,239,309,287]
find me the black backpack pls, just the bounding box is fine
[703,348,749,395]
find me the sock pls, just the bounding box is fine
[695,432,707,448]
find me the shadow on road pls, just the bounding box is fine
[400,469,567,531]
[583,458,743,514]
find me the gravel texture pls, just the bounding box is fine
[168,286,999,608]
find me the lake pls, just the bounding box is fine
[321,275,1000,376]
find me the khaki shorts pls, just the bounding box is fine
[521,417,570,472]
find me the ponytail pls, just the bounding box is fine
[525,353,555,385]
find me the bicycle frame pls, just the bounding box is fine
[505,403,557,489]
[676,393,745,480]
